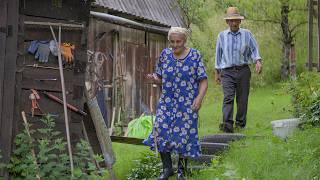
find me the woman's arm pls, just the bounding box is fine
[192,78,208,110]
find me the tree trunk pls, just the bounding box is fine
[280,3,292,80]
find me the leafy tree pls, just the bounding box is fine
[215,0,308,80]
[176,0,207,28]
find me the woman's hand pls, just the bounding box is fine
[145,73,162,84]
[191,96,203,111]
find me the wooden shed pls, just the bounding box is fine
[0,0,186,178]
[87,0,186,137]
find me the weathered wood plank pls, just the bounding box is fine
[0,0,8,177]
[0,0,8,139]
[0,0,19,178]
[110,136,146,146]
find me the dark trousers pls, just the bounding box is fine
[221,65,251,129]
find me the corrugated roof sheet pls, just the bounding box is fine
[93,0,186,27]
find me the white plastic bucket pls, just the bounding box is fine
[271,118,301,139]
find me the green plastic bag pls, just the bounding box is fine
[127,114,155,139]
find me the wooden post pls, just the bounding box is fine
[150,83,158,156]
[290,44,296,79]
[49,25,74,176]
[318,0,320,71]
[308,0,314,71]
[21,111,41,180]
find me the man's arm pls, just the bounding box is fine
[215,34,222,84]
[248,32,262,74]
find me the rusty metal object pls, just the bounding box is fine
[42,91,87,116]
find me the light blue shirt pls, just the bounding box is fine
[215,28,262,69]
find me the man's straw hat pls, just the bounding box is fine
[224,7,244,20]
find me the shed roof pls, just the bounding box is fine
[93,0,186,27]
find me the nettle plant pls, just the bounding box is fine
[127,151,161,180]
[288,72,320,126]
[7,115,108,179]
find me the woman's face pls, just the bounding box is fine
[169,33,186,54]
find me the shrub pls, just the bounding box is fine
[127,151,161,179]
[6,115,108,179]
[288,72,320,126]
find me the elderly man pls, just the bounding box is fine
[215,7,262,133]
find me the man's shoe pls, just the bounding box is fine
[220,123,234,133]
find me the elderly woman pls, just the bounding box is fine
[143,27,208,180]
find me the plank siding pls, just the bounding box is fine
[87,18,167,130]
[0,0,8,177]
[0,0,19,178]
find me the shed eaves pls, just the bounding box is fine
[93,0,186,27]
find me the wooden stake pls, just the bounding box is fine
[109,107,116,136]
[21,111,41,180]
[150,84,158,156]
[49,25,74,176]
[80,120,101,170]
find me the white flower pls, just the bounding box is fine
[188,120,193,124]
[182,138,187,144]
[180,81,186,87]
[168,67,173,72]
[173,127,180,132]
[176,112,182,118]
[179,97,184,102]
[186,144,191,151]
[165,82,172,87]
[183,66,189,71]
[181,128,187,135]
[190,128,196,134]
[165,98,171,103]
[193,113,198,118]
[162,123,168,128]
[190,67,195,74]
[184,123,190,129]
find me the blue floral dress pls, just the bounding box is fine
[143,48,207,158]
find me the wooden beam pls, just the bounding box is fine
[318,0,320,71]
[110,136,146,146]
[308,0,314,71]
[0,0,19,178]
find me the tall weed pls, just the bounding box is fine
[288,72,320,126]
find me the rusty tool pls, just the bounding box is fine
[42,91,87,116]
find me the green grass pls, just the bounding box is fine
[194,127,320,179]
[112,143,149,179]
